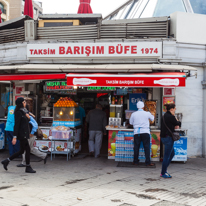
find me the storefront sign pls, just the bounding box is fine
[27,42,162,58]
[129,93,147,110]
[67,73,186,87]
[163,88,175,96]
[87,87,116,91]
[46,81,73,91]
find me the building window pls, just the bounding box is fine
[0,2,6,14]
[34,8,38,15]
[190,0,206,15]
[153,0,186,17]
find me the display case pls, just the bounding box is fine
[53,107,81,127]
[144,100,157,126]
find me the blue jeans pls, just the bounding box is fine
[161,136,175,175]
[6,131,20,156]
[134,133,151,165]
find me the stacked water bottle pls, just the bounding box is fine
[115,132,134,162]
[138,141,152,162]
[115,131,152,162]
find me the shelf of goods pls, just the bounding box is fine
[50,128,74,161]
[53,97,81,127]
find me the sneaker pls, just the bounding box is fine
[160,173,172,178]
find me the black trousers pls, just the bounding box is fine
[134,133,151,165]
[9,138,30,165]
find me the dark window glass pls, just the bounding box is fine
[0,3,4,10]
[190,0,206,14]
[153,0,186,17]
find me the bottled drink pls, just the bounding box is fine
[121,96,123,105]
[115,96,118,104]
[112,96,115,105]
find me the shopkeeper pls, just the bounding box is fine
[129,101,155,166]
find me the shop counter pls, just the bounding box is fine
[107,127,161,161]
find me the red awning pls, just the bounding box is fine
[67,73,186,87]
[0,9,2,24]
[24,0,34,19]
[0,73,66,81]
[77,0,93,14]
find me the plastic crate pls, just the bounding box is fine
[51,129,72,139]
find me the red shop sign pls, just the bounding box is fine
[67,73,186,87]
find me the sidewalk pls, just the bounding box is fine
[0,150,206,206]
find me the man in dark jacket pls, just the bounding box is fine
[86,104,107,158]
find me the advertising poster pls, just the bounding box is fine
[172,137,187,162]
[108,130,117,159]
[151,132,161,161]
[163,88,175,96]
[41,129,52,140]
[163,96,175,113]
[15,86,24,95]
[129,93,147,110]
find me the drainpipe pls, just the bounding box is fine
[202,64,206,158]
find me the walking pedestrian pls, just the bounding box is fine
[86,104,107,158]
[17,106,48,167]
[129,101,155,166]
[5,105,20,156]
[160,103,181,178]
[1,97,36,173]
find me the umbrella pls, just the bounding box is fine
[24,0,34,18]
[78,0,93,14]
[0,9,2,23]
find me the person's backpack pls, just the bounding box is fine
[36,127,43,139]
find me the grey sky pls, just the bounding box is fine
[39,0,127,18]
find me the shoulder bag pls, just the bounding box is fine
[163,115,180,141]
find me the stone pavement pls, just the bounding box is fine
[0,150,206,206]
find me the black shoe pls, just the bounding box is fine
[1,159,10,171]
[17,164,26,167]
[25,165,36,173]
[44,154,48,164]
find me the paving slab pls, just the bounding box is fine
[0,150,206,206]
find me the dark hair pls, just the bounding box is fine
[26,104,29,111]
[96,104,102,109]
[164,103,176,111]
[14,103,24,113]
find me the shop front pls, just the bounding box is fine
[0,38,197,161]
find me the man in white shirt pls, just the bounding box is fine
[129,101,155,166]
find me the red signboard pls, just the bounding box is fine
[67,73,186,87]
